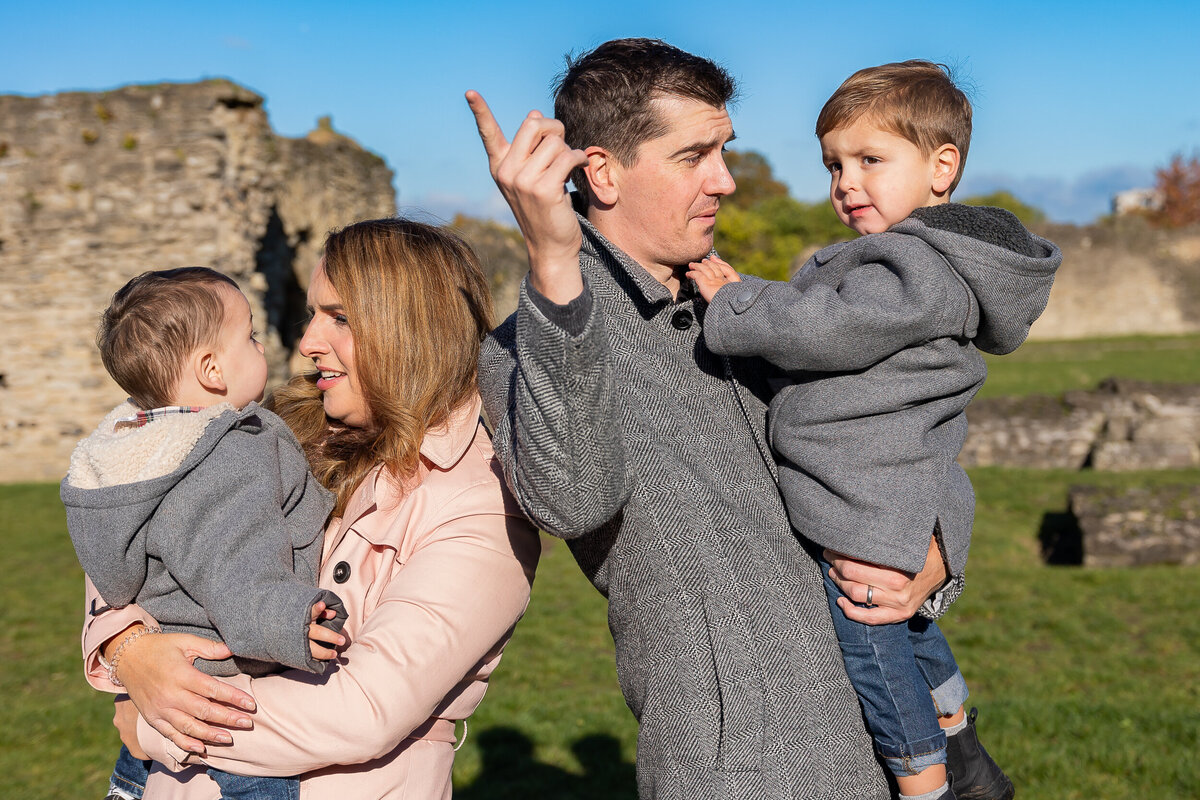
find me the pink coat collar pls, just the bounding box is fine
[338,394,484,532]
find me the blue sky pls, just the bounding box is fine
[4,1,1198,224]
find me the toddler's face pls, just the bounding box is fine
[213,285,268,409]
[820,117,947,235]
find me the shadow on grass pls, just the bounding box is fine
[457,728,637,800]
[1038,510,1083,565]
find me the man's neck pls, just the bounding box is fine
[587,211,684,300]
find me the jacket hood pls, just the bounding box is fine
[61,401,247,606]
[894,204,1062,354]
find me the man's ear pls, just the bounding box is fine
[194,349,226,393]
[931,144,961,195]
[583,146,619,206]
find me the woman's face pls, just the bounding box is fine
[299,260,372,427]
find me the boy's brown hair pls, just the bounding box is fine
[98,267,240,410]
[816,60,972,192]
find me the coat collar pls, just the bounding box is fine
[578,212,679,307]
[336,394,484,534]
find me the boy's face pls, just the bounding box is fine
[820,116,954,235]
[214,285,268,409]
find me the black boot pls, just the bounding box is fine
[945,708,1014,800]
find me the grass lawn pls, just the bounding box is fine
[5,474,1198,800]
[4,335,1197,798]
[978,333,1200,398]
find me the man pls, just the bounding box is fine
[468,38,948,799]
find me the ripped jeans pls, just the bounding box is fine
[818,553,969,777]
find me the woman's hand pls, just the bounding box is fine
[114,695,149,760]
[824,534,947,624]
[114,629,257,755]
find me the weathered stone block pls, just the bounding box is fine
[1070,484,1200,567]
[962,395,1104,469]
[1092,441,1200,471]
[964,380,1200,472]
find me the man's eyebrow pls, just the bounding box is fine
[670,130,737,159]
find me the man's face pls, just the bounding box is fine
[605,95,736,274]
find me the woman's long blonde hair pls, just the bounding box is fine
[268,218,493,514]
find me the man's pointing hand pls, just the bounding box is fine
[466,90,587,304]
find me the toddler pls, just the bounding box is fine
[62,267,347,800]
[690,61,1061,800]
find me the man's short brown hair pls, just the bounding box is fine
[98,267,240,409]
[553,37,737,200]
[816,60,972,193]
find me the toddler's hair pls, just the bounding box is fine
[98,267,241,410]
[816,60,972,192]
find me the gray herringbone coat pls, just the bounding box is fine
[479,216,889,799]
[703,205,1061,579]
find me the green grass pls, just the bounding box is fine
[5,334,1198,798]
[978,333,1200,398]
[5,471,1198,799]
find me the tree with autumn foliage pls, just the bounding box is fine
[1152,153,1200,227]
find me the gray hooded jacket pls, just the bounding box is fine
[61,401,344,676]
[702,204,1062,579]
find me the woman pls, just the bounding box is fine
[82,218,540,798]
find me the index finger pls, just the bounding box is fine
[465,90,509,164]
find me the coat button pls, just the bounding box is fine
[670,309,693,330]
[332,561,352,584]
[736,287,757,305]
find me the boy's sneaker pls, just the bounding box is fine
[945,707,1015,800]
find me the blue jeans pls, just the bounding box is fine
[106,744,298,800]
[108,745,150,799]
[207,770,300,800]
[818,553,969,777]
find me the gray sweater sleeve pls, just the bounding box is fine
[703,236,959,371]
[479,276,635,538]
[155,427,343,673]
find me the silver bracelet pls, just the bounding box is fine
[107,625,163,687]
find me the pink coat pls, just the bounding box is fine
[82,396,540,799]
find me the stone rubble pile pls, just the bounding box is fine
[962,379,1200,471]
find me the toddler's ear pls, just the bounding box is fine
[195,349,228,393]
[931,143,961,195]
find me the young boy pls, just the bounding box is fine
[689,61,1061,800]
[61,267,348,800]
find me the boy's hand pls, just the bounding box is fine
[686,255,741,303]
[308,600,346,661]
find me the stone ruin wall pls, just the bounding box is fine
[2,80,1199,482]
[0,80,396,481]
[1028,219,1200,340]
